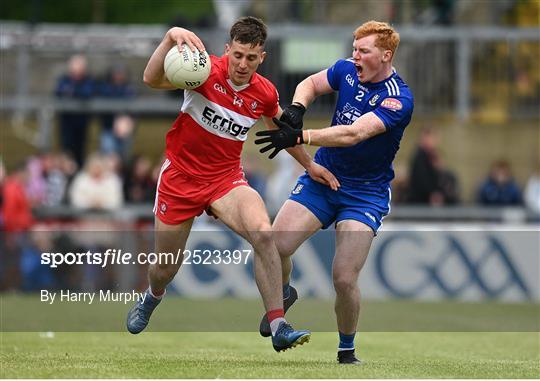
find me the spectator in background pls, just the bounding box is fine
[25,155,47,206]
[438,167,460,205]
[124,155,156,203]
[22,152,77,208]
[69,153,123,210]
[103,151,124,178]
[477,160,522,206]
[1,162,34,232]
[42,152,72,207]
[1,162,34,290]
[389,164,410,204]
[408,126,459,205]
[98,64,136,161]
[408,127,440,204]
[58,151,79,191]
[55,54,95,167]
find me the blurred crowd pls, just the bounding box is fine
[392,126,539,212]
[1,133,539,234]
[1,52,539,233]
[55,54,136,166]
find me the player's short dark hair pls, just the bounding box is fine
[229,16,267,48]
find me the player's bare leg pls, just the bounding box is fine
[273,200,322,283]
[210,186,310,351]
[149,217,194,294]
[127,217,193,334]
[333,219,373,364]
[210,186,284,310]
[258,200,322,337]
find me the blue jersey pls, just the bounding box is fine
[314,58,414,186]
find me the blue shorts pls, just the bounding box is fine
[289,174,391,234]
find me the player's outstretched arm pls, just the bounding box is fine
[256,113,386,155]
[305,112,387,147]
[143,27,206,89]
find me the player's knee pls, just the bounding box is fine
[333,273,358,294]
[275,240,295,258]
[248,229,274,250]
[245,219,273,246]
[273,231,300,258]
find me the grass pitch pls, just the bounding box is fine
[2,331,539,378]
[1,295,539,378]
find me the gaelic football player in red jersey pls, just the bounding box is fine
[126,16,338,352]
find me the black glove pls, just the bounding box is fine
[280,102,306,130]
[255,118,304,159]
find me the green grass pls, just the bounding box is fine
[1,331,539,378]
[2,295,539,332]
[2,296,539,378]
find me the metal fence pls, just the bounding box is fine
[1,22,539,148]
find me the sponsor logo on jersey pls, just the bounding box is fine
[214,83,227,94]
[202,106,250,137]
[233,95,244,107]
[232,179,248,185]
[369,94,380,106]
[336,102,362,125]
[381,98,402,111]
[345,74,355,87]
[292,183,303,195]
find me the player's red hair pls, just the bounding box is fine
[353,21,400,55]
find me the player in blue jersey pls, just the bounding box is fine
[255,21,414,364]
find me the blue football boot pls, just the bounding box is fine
[126,289,161,334]
[271,321,311,352]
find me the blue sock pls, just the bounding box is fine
[338,331,355,351]
[283,282,290,299]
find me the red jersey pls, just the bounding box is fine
[165,54,279,181]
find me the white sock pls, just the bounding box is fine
[270,317,286,336]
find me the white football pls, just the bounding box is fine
[164,45,211,90]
